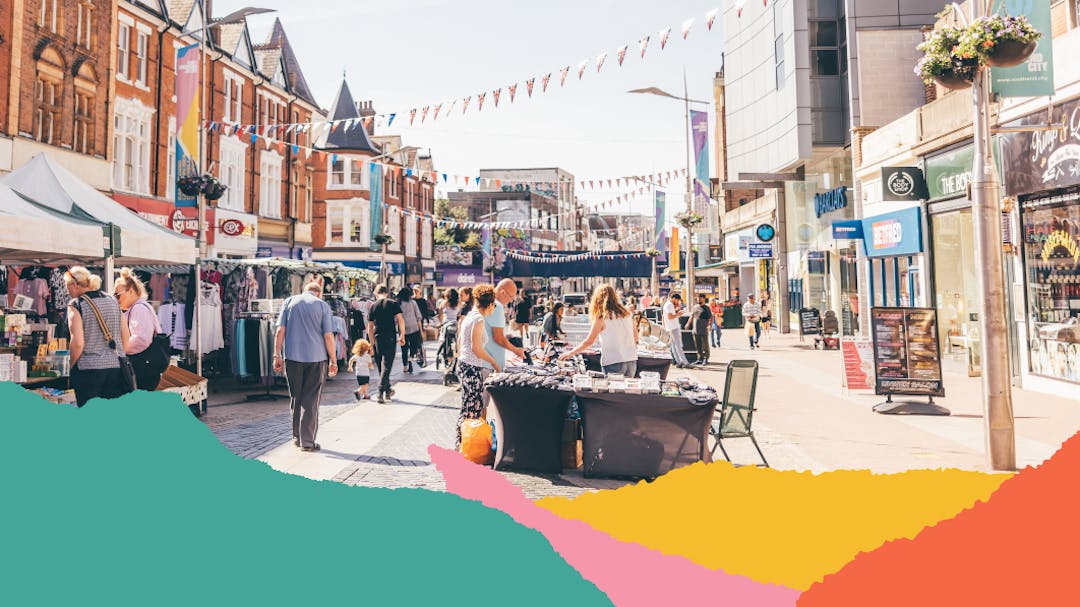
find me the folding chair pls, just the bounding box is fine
[710,360,768,467]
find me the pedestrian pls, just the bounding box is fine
[273,281,338,452]
[414,286,432,326]
[513,293,532,346]
[559,285,638,376]
[760,292,773,335]
[348,339,375,400]
[397,287,425,372]
[743,294,763,349]
[459,286,474,317]
[365,285,406,403]
[642,292,655,308]
[114,267,165,391]
[441,288,461,324]
[686,294,713,366]
[65,266,134,407]
[454,284,502,449]
[490,279,527,379]
[709,298,724,348]
[541,302,566,345]
[663,292,691,368]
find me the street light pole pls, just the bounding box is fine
[967,0,1016,470]
[683,69,696,302]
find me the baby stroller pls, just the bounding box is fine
[436,320,459,385]
[814,310,841,350]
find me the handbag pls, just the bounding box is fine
[79,295,136,394]
[127,301,170,378]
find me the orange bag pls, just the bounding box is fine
[459,418,493,465]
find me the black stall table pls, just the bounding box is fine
[485,385,574,473]
[576,390,718,479]
[582,353,673,379]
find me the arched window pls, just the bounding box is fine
[35,46,66,146]
[73,62,98,154]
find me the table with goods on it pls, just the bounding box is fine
[1,311,76,404]
[481,341,718,479]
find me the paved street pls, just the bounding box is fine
[199,334,1080,501]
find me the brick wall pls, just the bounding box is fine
[0,1,13,136]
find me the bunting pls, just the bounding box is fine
[559,66,570,87]
[596,51,607,72]
[616,45,628,66]
[421,106,430,123]
[493,88,502,107]
[478,91,486,112]
[433,103,442,121]
[639,35,650,58]
[659,27,672,50]
[577,59,588,80]
[526,77,536,97]
[508,83,517,103]
[707,7,719,28]
[682,18,694,39]
[462,96,471,114]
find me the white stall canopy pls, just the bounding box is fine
[0,182,106,264]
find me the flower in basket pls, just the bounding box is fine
[914,25,973,85]
[177,174,204,197]
[645,247,662,257]
[201,175,227,201]
[675,210,704,229]
[957,14,1041,68]
[373,233,394,246]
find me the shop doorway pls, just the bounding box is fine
[931,209,981,375]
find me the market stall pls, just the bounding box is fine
[486,384,574,473]
[581,352,673,379]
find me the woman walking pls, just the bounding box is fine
[397,287,425,372]
[455,285,501,449]
[65,266,133,407]
[114,268,165,390]
[560,285,638,376]
[441,288,461,324]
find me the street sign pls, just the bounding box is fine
[755,224,776,242]
[747,243,773,259]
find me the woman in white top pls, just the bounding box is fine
[441,288,461,324]
[455,284,501,449]
[560,284,639,376]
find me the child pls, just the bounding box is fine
[348,339,376,400]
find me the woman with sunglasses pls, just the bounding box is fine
[65,266,133,407]
[115,268,165,391]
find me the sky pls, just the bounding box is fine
[220,0,725,220]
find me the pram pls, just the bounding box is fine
[436,321,459,385]
[814,310,841,350]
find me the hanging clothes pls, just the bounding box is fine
[194,283,225,352]
[149,274,170,302]
[14,276,50,316]
[157,302,189,351]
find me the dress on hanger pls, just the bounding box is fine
[195,283,225,352]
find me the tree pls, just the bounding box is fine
[433,198,480,248]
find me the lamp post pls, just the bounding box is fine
[629,78,709,301]
[949,1,1015,470]
[186,4,274,379]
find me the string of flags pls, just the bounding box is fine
[198,7,721,133]
[506,250,650,264]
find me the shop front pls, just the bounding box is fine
[784,150,858,335]
[999,97,1080,393]
[211,209,258,259]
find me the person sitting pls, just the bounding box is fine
[542,302,566,345]
[559,285,639,376]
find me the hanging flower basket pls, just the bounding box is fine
[675,211,704,230]
[934,60,978,90]
[177,175,204,197]
[645,247,662,258]
[959,15,1041,68]
[373,233,394,246]
[202,176,227,201]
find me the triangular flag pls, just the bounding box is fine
[508,83,517,103]
[607,179,612,188]
[447,99,456,115]
[462,96,472,114]
[542,73,552,92]
[388,113,396,126]
[616,45,628,67]
[659,27,671,50]
[596,51,607,72]
[577,59,588,80]
[478,92,486,111]
[682,18,695,39]
[640,35,650,58]
[526,78,535,97]
[364,116,373,130]
[421,106,430,122]
[493,88,501,107]
[559,66,570,87]
[474,177,480,186]
[433,103,442,120]
[706,8,719,29]
[442,173,448,182]
[410,109,417,126]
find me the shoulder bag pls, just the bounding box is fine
[79,295,136,394]
[128,301,171,379]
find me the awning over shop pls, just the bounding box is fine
[0,182,105,264]
[694,260,740,278]
[2,154,196,265]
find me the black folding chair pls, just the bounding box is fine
[710,360,768,467]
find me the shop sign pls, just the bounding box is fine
[748,243,773,259]
[1041,230,1080,262]
[881,167,928,201]
[990,0,1054,98]
[861,207,923,258]
[169,208,200,238]
[870,307,945,398]
[814,187,848,218]
[256,246,273,258]
[831,220,864,240]
[708,245,724,261]
[437,266,486,286]
[220,219,245,237]
[755,223,776,242]
[1000,97,1080,196]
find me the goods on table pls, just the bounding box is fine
[28,387,76,405]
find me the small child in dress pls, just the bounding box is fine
[348,339,376,400]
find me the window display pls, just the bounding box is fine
[1022,195,1080,383]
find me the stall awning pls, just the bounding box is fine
[3,154,196,265]
[0,182,106,264]
[694,260,739,278]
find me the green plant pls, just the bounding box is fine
[373,233,394,246]
[914,25,969,84]
[645,247,662,257]
[675,210,704,229]
[956,14,1041,60]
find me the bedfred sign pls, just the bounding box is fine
[862,207,923,258]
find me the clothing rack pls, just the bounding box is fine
[237,310,287,402]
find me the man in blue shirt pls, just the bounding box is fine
[486,279,526,379]
[273,281,337,451]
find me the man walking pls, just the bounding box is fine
[686,294,713,366]
[742,294,763,349]
[273,281,337,452]
[709,297,724,348]
[663,292,691,368]
[366,285,406,403]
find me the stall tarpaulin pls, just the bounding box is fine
[505,252,653,278]
[3,154,196,265]
[0,182,105,263]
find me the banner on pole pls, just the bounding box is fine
[174,44,200,208]
[990,0,1054,98]
[670,227,680,273]
[370,163,384,249]
[690,110,711,215]
[654,190,666,249]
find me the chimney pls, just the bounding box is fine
[356,100,377,135]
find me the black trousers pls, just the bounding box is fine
[70,366,129,407]
[402,331,423,368]
[284,360,327,448]
[374,335,397,395]
[693,332,710,363]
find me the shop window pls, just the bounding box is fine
[35,77,61,146]
[39,0,59,33]
[259,151,283,218]
[218,136,246,211]
[76,2,93,48]
[112,99,153,194]
[117,23,131,81]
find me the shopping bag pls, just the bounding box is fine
[459,419,493,465]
